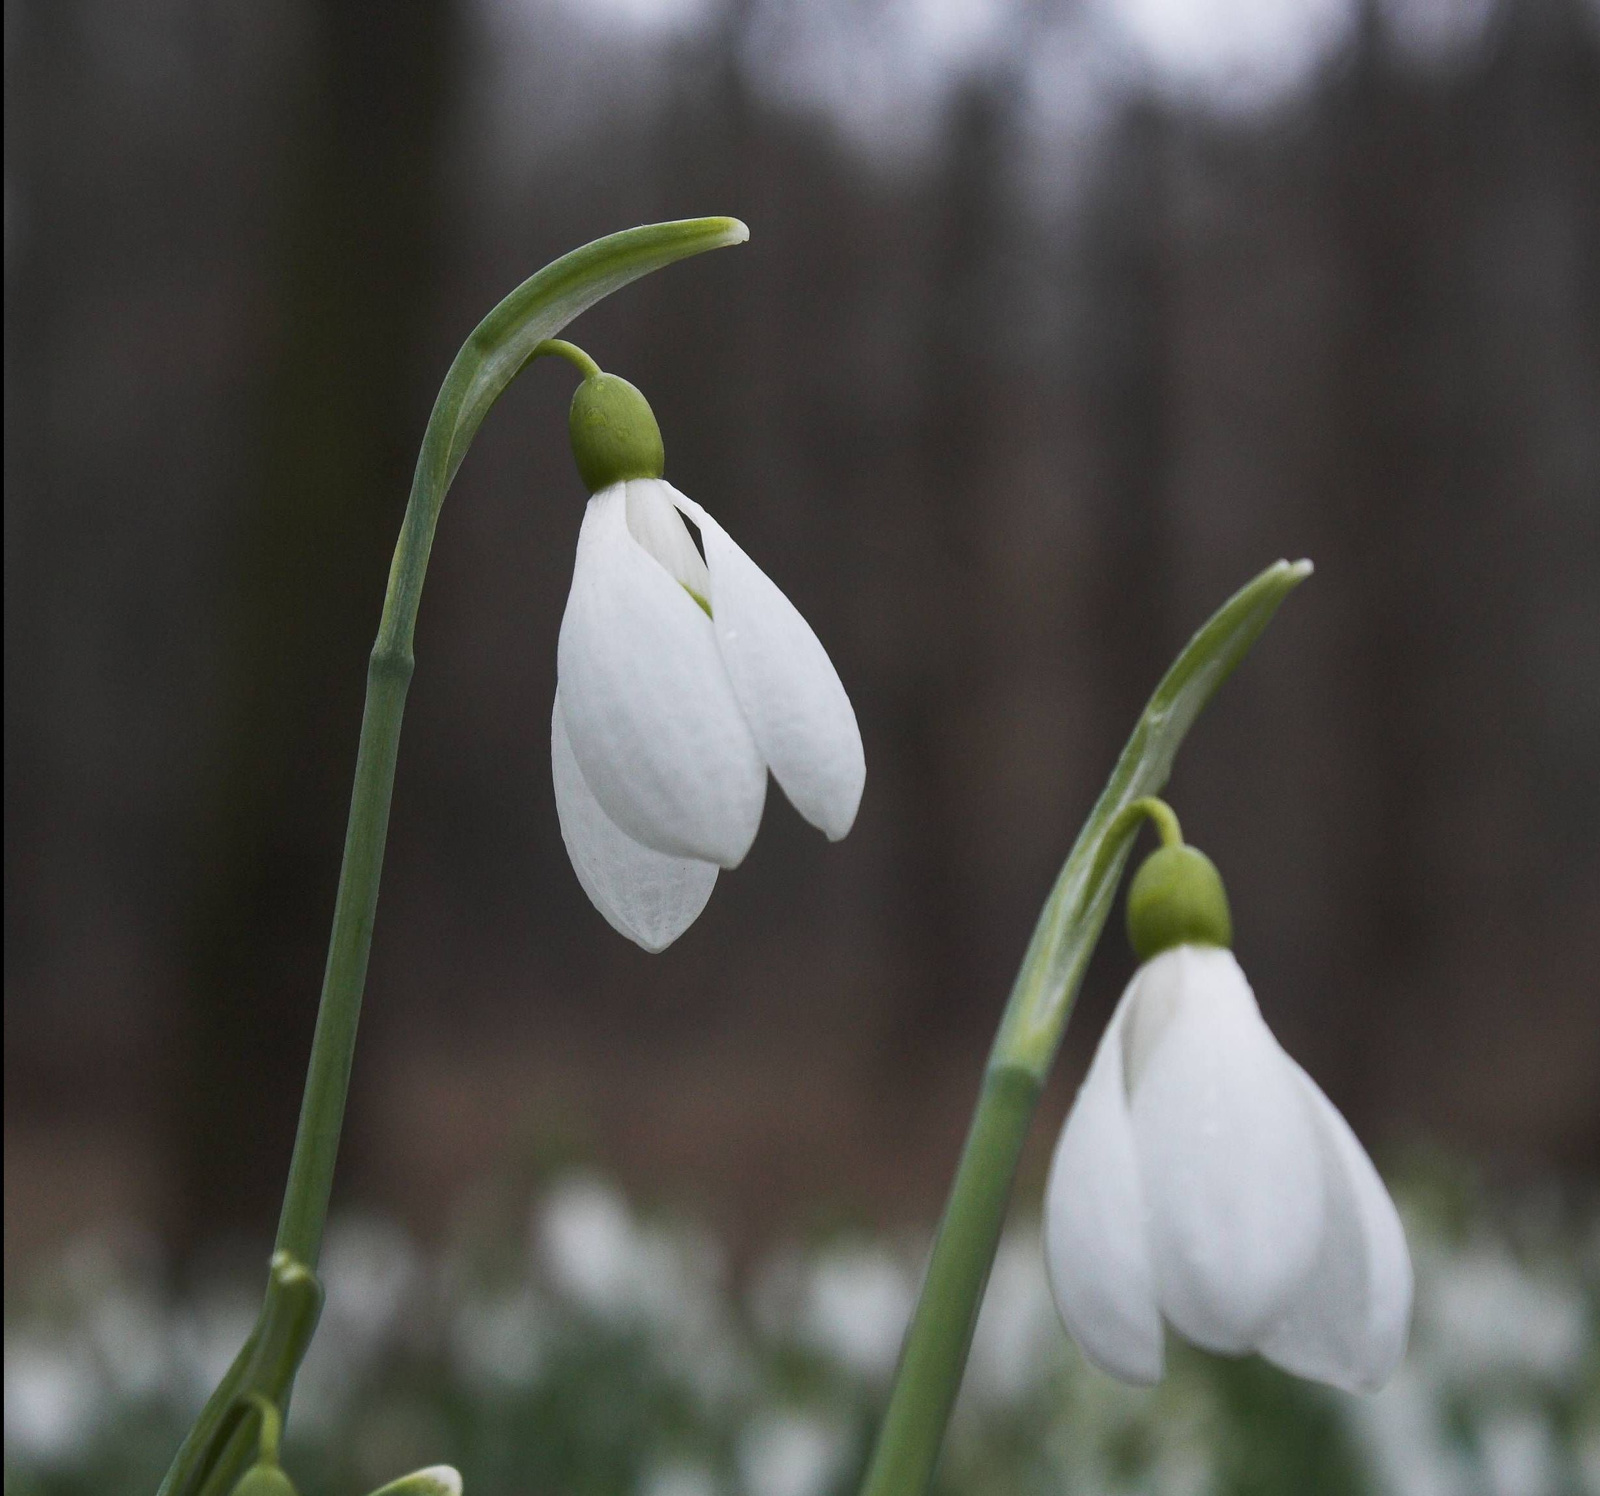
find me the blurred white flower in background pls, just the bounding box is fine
[1578,1430,1600,1496]
[736,1410,849,1496]
[171,1284,258,1404]
[1354,1364,1476,1496]
[448,1285,547,1392]
[1478,1412,1562,1496]
[1425,1245,1588,1385]
[638,1459,721,1496]
[538,1173,641,1314]
[537,1172,726,1338]
[962,1227,1063,1408]
[536,1172,748,1411]
[796,1241,916,1381]
[294,1215,424,1431]
[86,1289,170,1401]
[2,1171,1593,1494]
[3,1337,105,1466]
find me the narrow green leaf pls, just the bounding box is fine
[365,1468,463,1496]
[995,557,1313,1073]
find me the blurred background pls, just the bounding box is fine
[5,0,1599,1490]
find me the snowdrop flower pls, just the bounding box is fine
[1045,821,1412,1392]
[551,359,864,951]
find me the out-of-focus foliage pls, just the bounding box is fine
[6,1162,1597,1496]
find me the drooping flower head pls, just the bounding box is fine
[551,359,864,951]
[1044,815,1412,1392]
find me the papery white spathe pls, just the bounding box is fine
[1044,944,1411,1392]
[554,478,864,951]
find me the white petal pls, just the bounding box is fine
[552,696,717,952]
[1044,982,1164,1385]
[1129,947,1327,1354]
[557,484,767,866]
[625,478,710,600]
[669,488,865,841]
[1256,1065,1413,1391]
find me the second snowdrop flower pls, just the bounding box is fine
[1044,802,1412,1393]
[548,348,865,951]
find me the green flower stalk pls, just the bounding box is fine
[859,559,1314,1496]
[159,218,748,1496]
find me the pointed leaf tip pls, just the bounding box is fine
[365,1467,463,1496]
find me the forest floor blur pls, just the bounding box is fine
[5,1149,1597,1496]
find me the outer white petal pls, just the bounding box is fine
[1256,1065,1413,1391]
[1129,947,1327,1355]
[557,484,767,866]
[668,488,865,841]
[552,696,717,952]
[1044,979,1164,1385]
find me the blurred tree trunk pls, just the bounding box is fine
[173,0,459,1256]
[2,3,69,1031]
[1078,101,1176,775]
[886,78,1017,1058]
[1058,101,1178,1037]
[1316,6,1436,1106]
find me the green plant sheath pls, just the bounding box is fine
[859,558,1312,1496]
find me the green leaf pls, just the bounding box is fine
[995,557,1313,1073]
[365,1468,463,1496]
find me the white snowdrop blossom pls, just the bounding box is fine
[1044,943,1412,1392]
[554,477,864,950]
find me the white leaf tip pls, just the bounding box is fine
[370,1467,462,1496]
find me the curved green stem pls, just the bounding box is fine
[276,217,746,1272]
[1126,794,1183,850]
[533,337,603,380]
[858,559,1312,1496]
[159,217,747,1496]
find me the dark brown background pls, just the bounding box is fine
[6,0,1598,1271]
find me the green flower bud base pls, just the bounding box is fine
[1127,843,1233,959]
[569,371,665,492]
[230,1469,297,1496]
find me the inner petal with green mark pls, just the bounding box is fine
[624,479,713,617]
